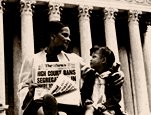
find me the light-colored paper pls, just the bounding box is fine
[34,62,81,105]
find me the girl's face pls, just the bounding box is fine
[53,26,71,51]
[90,51,103,70]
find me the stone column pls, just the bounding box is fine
[129,53,137,115]
[0,1,6,115]
[128,10,150,115]
[13,37,22,115]
[48,2,63,21]
[20,0,35,60]
[119,47,134,115]
[143,18,151,111]
[104,8,126,111]
[104,8,119,62]
[78,5,92,64]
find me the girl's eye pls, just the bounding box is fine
[92,56,96,58]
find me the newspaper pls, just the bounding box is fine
[34,62,81,105]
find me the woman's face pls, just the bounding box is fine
[53,26,71,51]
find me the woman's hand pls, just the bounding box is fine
[28,83,38,97]
[111,71,124,87]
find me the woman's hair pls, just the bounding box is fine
[90,45,115,69]
[48,21,67,36]
[44,21,68,47]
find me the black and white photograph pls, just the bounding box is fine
[0,0,151,115]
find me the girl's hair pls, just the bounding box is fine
[90,45,115,69]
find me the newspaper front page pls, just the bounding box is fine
[34,62,81,106]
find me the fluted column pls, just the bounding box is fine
[119,48,134,115]
[128,10,150,115]
[20,0,35,60]
[129,53,137,115]
[48,2,63,21]
[104,8,119,62]
[78,5,92,64]
[143,18,151,111]
[0,1,6,115]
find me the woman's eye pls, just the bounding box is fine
[62,33,69,37]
